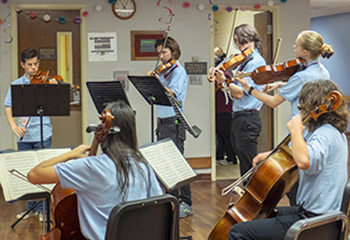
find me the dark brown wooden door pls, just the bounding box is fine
[255,11,274,152]
[17,9,82,147]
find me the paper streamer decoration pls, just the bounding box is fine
[156,0,174,23]
[58,16,66,24]
[2,2,13,43]
[42,14,51,22]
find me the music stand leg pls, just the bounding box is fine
[149,97,155,143]
[45,193,50,232]
[175,119,179,147]
[37,107,44,149]
[11,201,40,229]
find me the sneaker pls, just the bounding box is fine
[219,159,231,166]
[16,210,38,220]
[179,202,193,218]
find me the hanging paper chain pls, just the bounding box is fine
[2,1,13,43]
[156,0,173,23]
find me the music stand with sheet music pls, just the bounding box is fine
[86,81,131,114]
[127,75,172,142]
[11,84,70,148]
[10,84,69,232]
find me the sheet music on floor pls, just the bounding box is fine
[0,148,71,202]
[139,139,200,191]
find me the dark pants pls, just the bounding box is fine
[216,112,236,163]
[231,111,261,176]
[229,206,318,240]
[17,137,52,150]
[156,116,192,206]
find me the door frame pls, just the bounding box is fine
[10,4,88,145]
[210,5,281,181]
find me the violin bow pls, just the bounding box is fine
[153,13,175,71]
[272,38,282,65]
[225,8,239,56]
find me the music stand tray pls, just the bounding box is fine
[127,75,171,106]
[86,81,131,114]
[128,75,172,142]
[11,84,70,117]
[11,84,70,148]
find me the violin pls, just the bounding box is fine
[30,70,63,84]
[208,48,253,82]
[40,111,113,240]
[232,58,304,85]
[208,90,343,240]
[149,59,177,76]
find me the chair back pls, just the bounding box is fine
[284,211,349,240]
[105,194,179,240]
[340,180,350,218]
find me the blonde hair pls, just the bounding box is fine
[297,30,334,59]
[214,46,224,56]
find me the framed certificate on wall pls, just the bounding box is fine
[131,31,165,60]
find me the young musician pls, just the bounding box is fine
[4,48,57,220]
[233,30,334,205]
[214,47,237,166]
[27,101,163,240]
[229,79,348,239]
[151,36,192,218]
[210,24,266,176]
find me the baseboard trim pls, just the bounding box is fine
[186,156,211,169]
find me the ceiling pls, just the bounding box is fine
[310,0,350,18]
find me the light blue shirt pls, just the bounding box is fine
[233,49,266,112]
[54,153,163,240]
[156,60,188,118]
[297,124,348,214]
[279,60,330,118]
[4,75,52,142]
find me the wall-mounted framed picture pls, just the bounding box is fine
[131,30,165,60]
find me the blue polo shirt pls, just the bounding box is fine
[156,60,188,118]
[55,154,163,240]
[233,49,266,112]
[4,75,52,142]
[279,60,330,118]
[297,124,348,214]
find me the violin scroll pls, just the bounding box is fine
[310,90,343,121]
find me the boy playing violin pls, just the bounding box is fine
[209,24,266,177]
[149,36,192,218]
[4,48,58,221]
[229,79,348,239]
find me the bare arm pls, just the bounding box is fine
[5,106,25,138]
[27,145,91,184]
[287,114,309,170]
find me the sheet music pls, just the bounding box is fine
[139,139,196,189]
[0,148,71,201]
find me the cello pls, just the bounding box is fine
[40,110,113,240]
[208,90,343,240]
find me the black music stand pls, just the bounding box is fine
[86,81,131,114]
[127,75,172,142]
[11,192,51,232]
[11,84,70,148]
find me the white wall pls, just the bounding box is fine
[0,0,310,157]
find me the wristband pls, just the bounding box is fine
[248,86,255,95]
